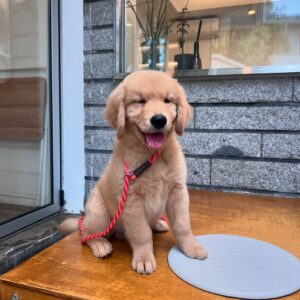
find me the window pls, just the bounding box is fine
[117,0,300,76]
[0,0,60,239]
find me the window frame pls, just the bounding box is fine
[115,0,300,78]
[0,0,61,239]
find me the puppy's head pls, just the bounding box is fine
[105,70,192,149]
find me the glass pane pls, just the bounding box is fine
[124,0,172,72]
[121,0,300,74]
[0,0,51,224]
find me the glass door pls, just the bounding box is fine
[0,0,60,239]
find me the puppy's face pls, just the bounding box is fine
[105,70,192,149]
[125,88,178,149]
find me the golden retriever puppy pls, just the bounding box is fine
[61,70,207,274]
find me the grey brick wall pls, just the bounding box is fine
[84,0,300,199]
[84,0,115,199]
[182,78,300,198]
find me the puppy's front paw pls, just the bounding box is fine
[181,240,208,260]
[87,238,113,258]
[132,252,156,275]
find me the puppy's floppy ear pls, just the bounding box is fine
[104,83,126,139]
[175,84,192,136]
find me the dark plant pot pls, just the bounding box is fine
[174,54,194,70]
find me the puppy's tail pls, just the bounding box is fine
[59,217,79,233]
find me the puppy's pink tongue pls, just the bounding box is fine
[145,133,164,149]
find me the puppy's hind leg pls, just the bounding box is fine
[151,216,169,233]
[83,182,113,258]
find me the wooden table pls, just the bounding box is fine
[1,190,300,300]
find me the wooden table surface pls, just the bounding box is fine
[1,190,300,300]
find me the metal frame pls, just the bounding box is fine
[116,0,300,77]
[115,0,125,73]
[0,0,61,240]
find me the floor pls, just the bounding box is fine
[0,203,35,224]
[0,190,300,299]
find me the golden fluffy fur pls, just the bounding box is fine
[60,70,207,274]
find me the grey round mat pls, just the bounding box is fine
[168,234,300,299]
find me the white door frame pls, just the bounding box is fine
[60,0,85,213]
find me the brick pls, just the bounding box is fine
[85,129,115,151]
[186,157,210,185]
[186,107,195,129]
[181,78,294,103]
[84,81,116,104]
[85,152,111,177]
[211,159,300,193]
[84,28,114,52]
[295,78,300,101]
[85,107,108,127]
[84,3,90,29]
[84,1,113,27]
[180,132,261,157]
[84,53,114,79]
[262,134,300,159]
[195,106,300,130]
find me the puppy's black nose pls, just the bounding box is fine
[150,114,167,129]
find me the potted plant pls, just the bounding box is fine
[126,0,173,70]
[174,2,194,70]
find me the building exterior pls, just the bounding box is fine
[84,0,300,200]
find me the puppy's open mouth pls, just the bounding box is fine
[144,132,164,149]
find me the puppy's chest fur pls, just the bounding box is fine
[127,159,178,219]
[104,144,186,224]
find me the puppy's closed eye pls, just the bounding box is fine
[136,99,146,105]
[129,98,146,106]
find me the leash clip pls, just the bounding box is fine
[124,172,137,181]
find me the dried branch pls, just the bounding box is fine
[126,0,171,41]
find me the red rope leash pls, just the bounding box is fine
[78,151,161,243]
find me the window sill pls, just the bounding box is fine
[114,65,300,82]
[0,213,76,274]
